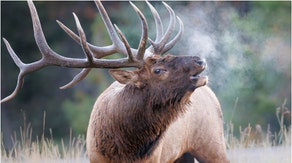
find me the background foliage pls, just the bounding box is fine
[1,1,290,150]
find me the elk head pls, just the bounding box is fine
[110,54,207,91]
[1,0,207,103]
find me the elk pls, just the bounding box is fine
[1,1,229,163]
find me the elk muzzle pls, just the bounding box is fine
[190,58,208,88]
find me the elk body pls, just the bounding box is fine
[87,56,229,163]
[2,1,229,163]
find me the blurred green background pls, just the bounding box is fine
[1,1,290,150]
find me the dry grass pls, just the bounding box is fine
[1,113,87,163]
[225,122,291,163]
[224,99,291,163]
[1,102,291,163]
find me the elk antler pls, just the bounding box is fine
[1,0,183,103]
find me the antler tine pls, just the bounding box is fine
[114,24,135,62]
[60,68,91,89]
[144,1,164,58]
[60,13,94,90]
[129,1,148,61]
[146,1,183,57]
[161,16,184,54]
[146,1,164,42]
[1,39,26,103]
[149,2,175,55]
[57,20,116,59]
[73,13,94,63]
[94,0,128,56]
[160,2,176,44]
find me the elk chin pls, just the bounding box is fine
[190,75,208,88]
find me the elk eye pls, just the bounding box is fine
[153,68,166,75]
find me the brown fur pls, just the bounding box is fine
[86,55,229,163]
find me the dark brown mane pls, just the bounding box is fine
[96,80,191,162]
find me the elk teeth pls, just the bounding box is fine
[190,75,200,80]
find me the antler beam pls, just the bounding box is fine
[1,0,183,103]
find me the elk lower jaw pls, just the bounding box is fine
[190,75,208,88]
[95,83,190,162]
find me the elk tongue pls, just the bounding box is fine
[190,75,208,88]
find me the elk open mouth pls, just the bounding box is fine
[189,57,208,88]
[190,74,208,88]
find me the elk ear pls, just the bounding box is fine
[109,69,136,85]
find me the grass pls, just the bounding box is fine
[1,112,87,163]
[224,99,291,163]
[1,103,291,163]
[226,100,291,149]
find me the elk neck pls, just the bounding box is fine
[96,82,192,162]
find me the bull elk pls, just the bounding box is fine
[1,1,229,163]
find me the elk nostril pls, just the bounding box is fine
[196,59,206,67]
